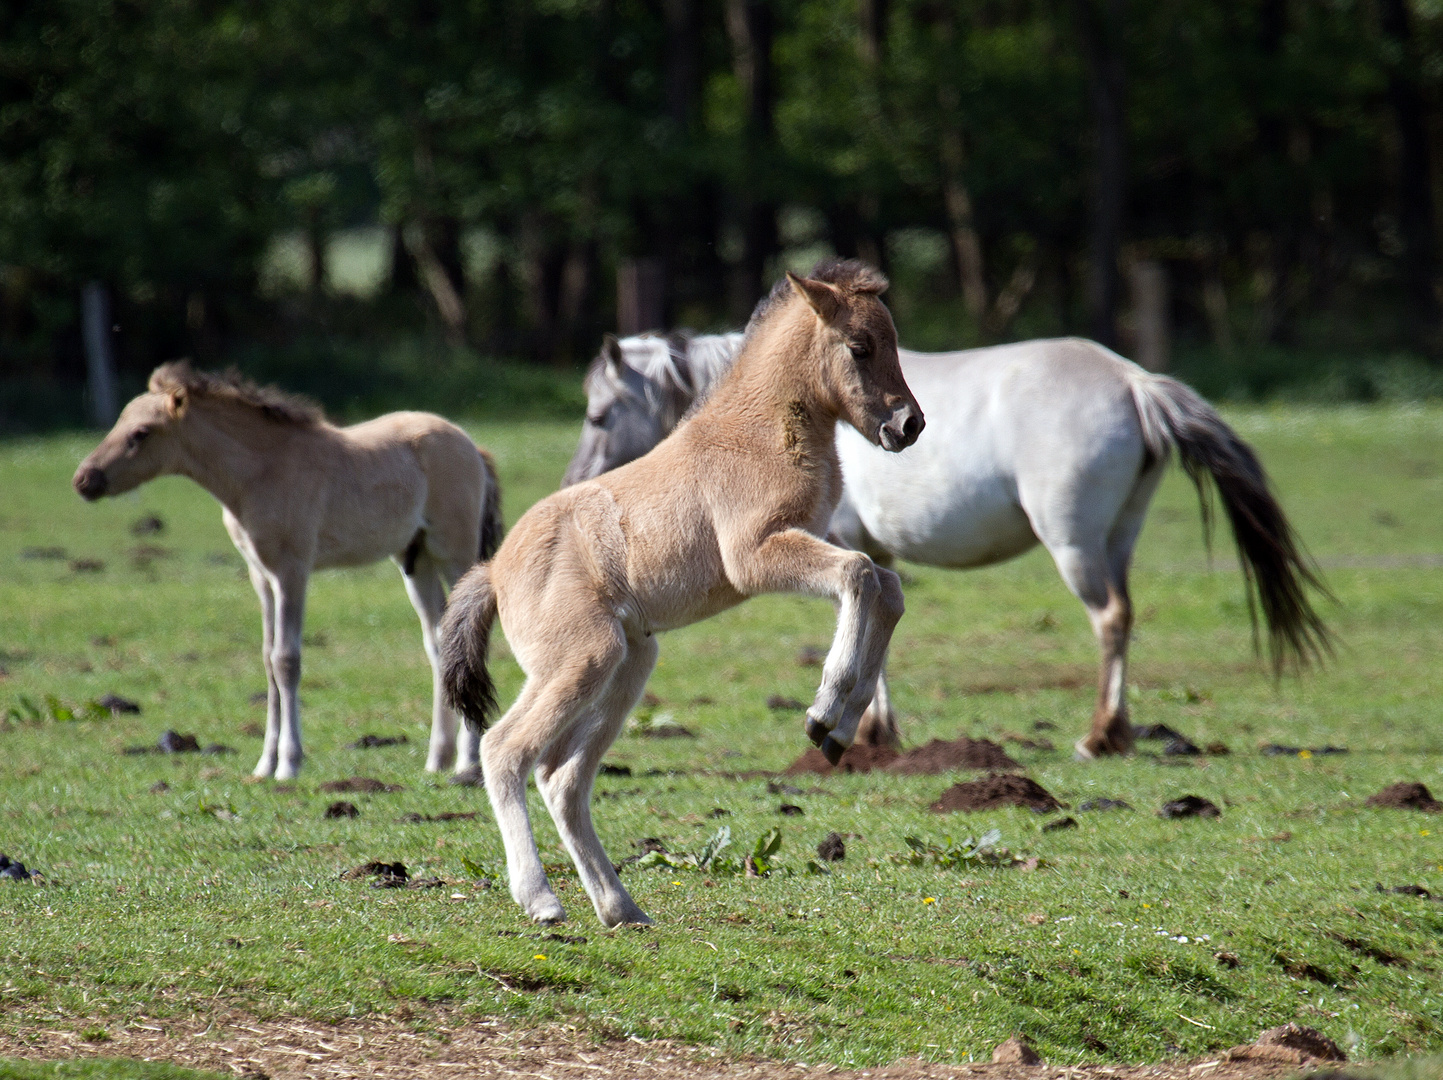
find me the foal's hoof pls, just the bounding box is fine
[804,716,828,748]
[819,735,847,766]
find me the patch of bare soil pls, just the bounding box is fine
[0,1011,1337,1080]
[319,777,404,793]
[1158,795,1221,819]
[1365,781,1443,812]
[888,737,1019,775]
[784,742,899,774]
[931,773,1061,813]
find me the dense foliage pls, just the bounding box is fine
[4,0,1443,400]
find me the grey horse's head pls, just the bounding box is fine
[562,333,699,486]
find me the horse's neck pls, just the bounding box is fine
[703,316,839,455]
[174,402,301,512]
[686,334,744,399]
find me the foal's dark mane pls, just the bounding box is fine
[149,362,325,426]
[745,258,890,334]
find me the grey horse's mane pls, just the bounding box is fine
[149,361,325,426]
[601,331,744,427]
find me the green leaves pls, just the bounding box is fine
[890,829,1029,870]
[633,826,812,877]
[4,694,111,725]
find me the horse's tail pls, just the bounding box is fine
[1128,371,1333,672]
[477,448,504,561]
[440,563,499,733]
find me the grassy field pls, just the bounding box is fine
[1,406,1442,1069]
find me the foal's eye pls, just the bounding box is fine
[847,342,871,360]
[127,427,151,449]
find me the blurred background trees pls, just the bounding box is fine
[4,0,1443,427]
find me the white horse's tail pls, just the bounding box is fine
[440,563,499,733]
[1128,372,1333,672]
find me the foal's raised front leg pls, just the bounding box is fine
[725,528,902,764]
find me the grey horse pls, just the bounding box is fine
[563,332,1329,759]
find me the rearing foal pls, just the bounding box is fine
[440,260,923,927]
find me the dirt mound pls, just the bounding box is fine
[1365,781,1443,811]
[930,774,1061,813]
[887,737,1019,775]
[1158,795,1221,819]
[1225,1023,1346,1066]
[785,742,899,774]
[319,777,404,793]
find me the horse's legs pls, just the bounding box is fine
[244,563,282,778]
[1047,543,1133,759]
[535,634,658,928]
[827,513,902,749]
[826,567,905,750]
[855,654,899,748]
[400,559,459,772]
[269,569,309,779]
[482,618,626,924]
[723,528,894,762]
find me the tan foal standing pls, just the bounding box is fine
[439,260,924,927]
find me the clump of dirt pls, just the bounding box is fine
[778,803,804,816]
[930,773,1061,813]
[1079,798,1132,812]
[1042,815,1077,832]
[1365,781,1443,812]
[784,742,899,775]
[97,693,140,715]
[1133,723,1201,756]
[766,695,806,711]
[992,1037,1042,1065]
[1261,743,1348,757]
[888,736,1019,774]
[816,832,845,861]
[130,514,165,535]
[124,730,201,755]
[325,801,359,819]
[401,811,480,824]
[0,854,40,882]
[599,763,632,777]
[320,777,404,793]
[341,860,407,882]
[1226,1022,1345,1065]
[1377,883,1436,899]
[1158,795,1221,819]
[347,734,408,749]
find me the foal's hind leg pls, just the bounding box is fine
[242,562,282,778]
[482,619,627,924]
[399,556,461,772]
[535,634,658,928]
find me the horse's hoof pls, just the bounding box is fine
[804,716,828,747]
[1073,739,1097,762]
[820,735,847,766]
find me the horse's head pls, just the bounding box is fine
[787,261,923,453]
[72,368,191,500]
[562,335,678,486]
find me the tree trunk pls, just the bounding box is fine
[617,258,667,336]
[406,224,468,348]
[1380,0,1438,324]
[940,127,988,322]
[1127,258,1169,371]
[80,282,119,427]
[727,0,778,309]
[1074,0,1127,348]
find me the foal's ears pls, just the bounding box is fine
[787,272,844,325]
[163,386,187,418]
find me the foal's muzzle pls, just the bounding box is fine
[73,466,108,501]
[879,407,924,453]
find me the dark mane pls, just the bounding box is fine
[745,258,890,332]
[148,362,325,426]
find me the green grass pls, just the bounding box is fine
[0,1061,228,1080]
[2,408,1442,1068]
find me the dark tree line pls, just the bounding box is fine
[4,0,1443,391]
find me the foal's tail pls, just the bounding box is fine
[1129,372,1333,672]
[477,448,504,561]
[440,563,499,733]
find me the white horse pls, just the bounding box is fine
[563,333,1329,759]
[75,363,503,779]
